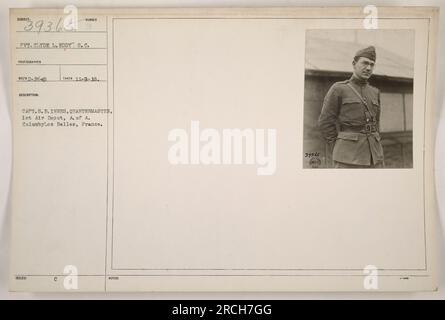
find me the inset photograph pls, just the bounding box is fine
[303,29,414,168]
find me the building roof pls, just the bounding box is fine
[305,37,413,80]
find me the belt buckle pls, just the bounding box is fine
[365,124,376,133]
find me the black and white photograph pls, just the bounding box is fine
[1,5,442,297]
[303,29,414,168]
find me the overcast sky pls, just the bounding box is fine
[307,29,415,62]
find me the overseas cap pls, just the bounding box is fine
[354,46,376,62]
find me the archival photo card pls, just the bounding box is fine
[8,7,439,292]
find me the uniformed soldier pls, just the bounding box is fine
[318,46,385,168]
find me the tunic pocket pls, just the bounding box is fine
[342,97,362,106]
[340,97,364,121]
[337,131,359,141]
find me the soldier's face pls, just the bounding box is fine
[353,57,375,80]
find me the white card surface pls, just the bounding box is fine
[9,7,439,292]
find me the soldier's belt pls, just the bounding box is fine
[340,124,378,134]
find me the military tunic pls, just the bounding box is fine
[318,76,385,167]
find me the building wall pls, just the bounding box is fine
[303,73,413,168]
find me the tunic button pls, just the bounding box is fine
[366,118,370,122]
